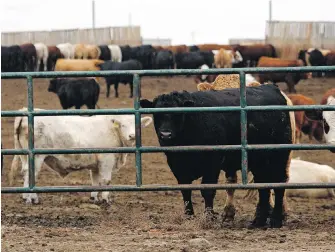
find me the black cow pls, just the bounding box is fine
[97,59,142,98]
[129,45,156,69]
[1,46,11,72]
[98,45,111,61]
[120,45,132,61]
[198,51,214,68]
[175,52,206,69]
[189,45,200,52]
[48,78,100,109]
[140,84,294,228]
[2,45,24,72]
[298,49,326,77]
[154,50,174,69]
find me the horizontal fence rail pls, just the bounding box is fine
[1,66,335,194]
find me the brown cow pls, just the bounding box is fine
[47,46,64,71]
[163,45,189,54]
[287,94,323,144]
[234,44,277,67]
[20,43,37,71]
[256,56,311,93]
[196,44,233,51]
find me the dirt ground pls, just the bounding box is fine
[1,75,335,252]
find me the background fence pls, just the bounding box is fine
[1,26,142,46]
[266,21,335,59]
[142,38,172,46]
[229,38,265,45]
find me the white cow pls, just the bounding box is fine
[245,158,335,199]
[305,95,335,149]
[10,108,153,204]
[56,43,75,59]
[34,43,49,71]
[108,45,122,62]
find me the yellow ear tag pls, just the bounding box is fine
[112,121,120,128]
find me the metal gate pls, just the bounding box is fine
[1,66,335,194]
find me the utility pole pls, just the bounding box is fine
[269,0,272,22]
[92,0,96,29]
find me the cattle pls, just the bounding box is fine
[129,45,156,69]
[175,52,206,69]
[163,45,189,54]
[1,46,11,72]
[20,43,37,71]
[74,43,88,59]
[34,43,49,71]
[256,56,310,93]
[305,89,335,150]
[140,84,295,228]
[214,48,243,68]
[287,94,323,144]
[153,45,164,51]
[298,49,326,77]
[86,44,101,59]
[54,59,104,71]
[197,44,233,51]
[47,46,63,71]
[6,45,25,72]
[194,64,217,84]
[108,45,123,62]
[198,51,215,68]
[98,45,112,61]
[153,50,174,69]
[9,108,153,204]
[195,72,259,87]
[97,59,143,98]
[325,52,335,77]
[234,44,277,67]
[120,45,132,61]
[48,78,100,109]
[56,43,75,59]
[320,88,335,105]
[189,45,200,52]
[245,159,335,199]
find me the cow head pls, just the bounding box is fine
[140,91,194,143]
[111,115,152,144]
[305,96,335,152]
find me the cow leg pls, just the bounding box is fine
[222,173,237,222]
[22,156,44,204]
[177,178,194,216]
[270,188,287,228]
[36,59,40,72]
[90,170,100,203]
[129,83,133,98]
[249,186,272,228]
[114,83,119,98]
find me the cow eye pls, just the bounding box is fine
[323,119,330,134]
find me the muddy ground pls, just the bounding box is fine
[1,75,335,252]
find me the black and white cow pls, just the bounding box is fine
[140,84,295,228]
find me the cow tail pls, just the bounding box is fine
[243,177,257,199]
[9,116,24,186]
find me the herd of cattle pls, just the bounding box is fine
[2,42,335,229]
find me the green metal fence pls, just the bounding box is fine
[1,66,335,194]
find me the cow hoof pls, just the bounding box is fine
[204,208,218,221]
[269,218,283,228]
[248,218,268,229]
[25,196,39,205]
[222,205,236,222]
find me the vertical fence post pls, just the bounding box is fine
[239,72,248,184]
[27,76,35,188]
[133,74,142,187]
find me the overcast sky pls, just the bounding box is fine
[1,0,334,44]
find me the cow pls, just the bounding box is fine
[97,59,143,98]
[245,158,335,199]
[305,89,335,151]
[86,44,101,59]
[194,64,217,84]
[54,59,104,71]
[162,45,189,54]
[256,56,310,93]
[174,52,206,69]
[140,84,295,228]
[214,49,243,68]
[9,108,153,204]
[286,94,324,144]
[47,46,63,71]
[34,43,49,71]
[325,52,335,77]
[189,45,200,52]
[98,45,112,61]
[298,49,326,77]
[20,43,37,71]
[1,46,11,72]
[153,50,174,69]
[2,45,24,72]
[56,43,75,59]
[108,45,123,62]
[129,45,156,69]
[74,43,89,59]
[120,45,132,61]
[197,44,233,51]
[48,78,100,109]
[234,44,277,67]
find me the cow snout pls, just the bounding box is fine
[128,134,135,140]
[159,131,172,140]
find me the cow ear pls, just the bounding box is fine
[327,95,335,104]
[305,109,323,121]
[141,116,153,128]
[111,119,121,128]
[183,100,195,107]
[140,99,153,108]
